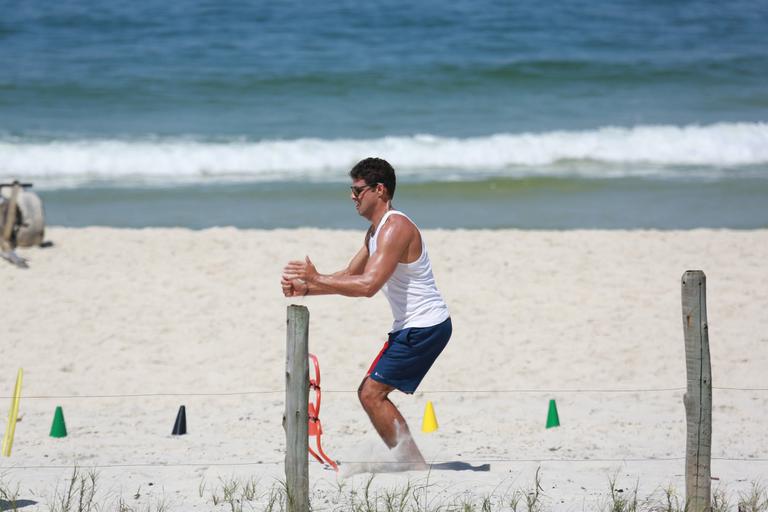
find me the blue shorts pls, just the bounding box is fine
[367,317,452,394]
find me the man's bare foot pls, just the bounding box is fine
[391,436,429,470]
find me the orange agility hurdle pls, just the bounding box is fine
[308,353,338,471]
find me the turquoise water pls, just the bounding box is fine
[1,1,767,228]
[43,178,768,229]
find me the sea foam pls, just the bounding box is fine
[2,122,766,188]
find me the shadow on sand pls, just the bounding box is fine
[1,499,37,511]
[430,461,490,472]
[339,460,490,477]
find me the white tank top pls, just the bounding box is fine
[368,210,450,331]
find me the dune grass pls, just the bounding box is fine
[0,467,766,511]
[598,474,768,512]
[0,473,21,512]
[192,468,768,512]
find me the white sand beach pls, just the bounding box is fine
[1,227,767,510]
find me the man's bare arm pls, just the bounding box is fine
[281,236,371,297]
[283,219,410,297]
[332,242,369,277]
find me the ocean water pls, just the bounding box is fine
[1,1,767,228]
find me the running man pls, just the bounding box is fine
[281,157,451,468]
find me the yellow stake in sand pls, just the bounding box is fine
[2,368,23,457]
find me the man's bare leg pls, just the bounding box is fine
[358,377,428,469]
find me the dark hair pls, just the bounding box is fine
[349,157,396,199]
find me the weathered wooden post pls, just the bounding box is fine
[681,270,712,512]
[284,305,309,512]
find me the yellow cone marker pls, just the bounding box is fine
[2,368,23,457]
[421,400,438,433]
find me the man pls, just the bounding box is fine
[281,157,451,468]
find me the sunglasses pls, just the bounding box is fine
[350,183,378,198]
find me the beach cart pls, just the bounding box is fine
[1,181,46,267]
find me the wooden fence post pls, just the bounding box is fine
[284,305,309,512]
[681,270,712,512]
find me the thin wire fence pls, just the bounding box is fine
[2,385,766,469]
[5,456,768,471]
[3,385,766,399]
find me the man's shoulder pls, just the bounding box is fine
[385,211,418,230]
[380,212,419,241]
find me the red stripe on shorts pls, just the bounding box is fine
[366,341,390,376]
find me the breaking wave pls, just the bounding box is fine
[2,122,767,188]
